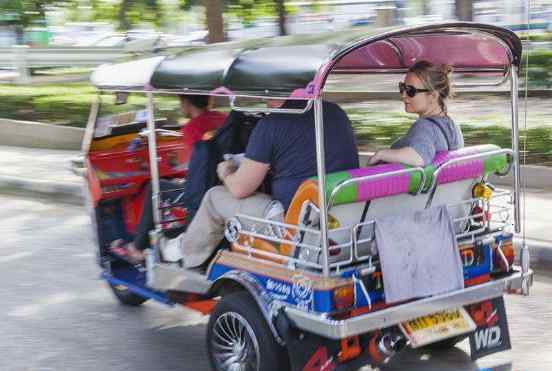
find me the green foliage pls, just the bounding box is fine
[351,119,552,166]
[1,81,551,165]
[525,49,552,88]
[0,83,143,127]
[88,0,163,30]
[0,0,70,28]
[226,0,277,25]
[518,32,552,42]
[84,1,118,24]
[166,0,284,26]
[1,0,287,34]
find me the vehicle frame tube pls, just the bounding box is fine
[146,92,162,227]
[314,98,330,277]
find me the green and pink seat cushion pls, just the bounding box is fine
[312,145,509,206]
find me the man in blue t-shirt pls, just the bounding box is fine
[175,100,359,268]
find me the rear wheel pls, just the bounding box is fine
[207,291,289,371]
[109,283,149,306]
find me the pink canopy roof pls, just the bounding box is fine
[299,23,522,99]
[335,32,512,72]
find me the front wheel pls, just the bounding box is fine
[207,291,289,371]
[109,283,149,306]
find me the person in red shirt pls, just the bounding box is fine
[179,95,227,148]
[111,94,227,262]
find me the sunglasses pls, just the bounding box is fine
[399,82,430,98]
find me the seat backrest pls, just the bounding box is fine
[282,144,510,263]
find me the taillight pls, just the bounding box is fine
[494,241,515,272]
[471,205,491,223]
[334,285,354,310]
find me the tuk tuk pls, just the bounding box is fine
[83,22,533,371]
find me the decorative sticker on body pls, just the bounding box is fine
[292,274,313,311]
[266,279,292,301]
[469,297,511,360]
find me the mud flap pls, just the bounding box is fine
[275,310,377,371]
[468,297,511,360]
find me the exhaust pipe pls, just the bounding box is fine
[368,332,407,364]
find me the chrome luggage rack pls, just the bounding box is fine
[225,188,514,273]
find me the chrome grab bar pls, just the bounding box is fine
[139,128,183,137]
[425,148,513,209]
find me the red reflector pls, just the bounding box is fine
[329,239,341,256]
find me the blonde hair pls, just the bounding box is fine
[408,61,454,114]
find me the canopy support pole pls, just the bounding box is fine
[510,66,530,295]
[146,92,162,228]
[82,95,100,155]
[510,66,521,234]
[145,92,162,285]
[314,98,330,277]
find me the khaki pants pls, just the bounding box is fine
[180,185,272,267]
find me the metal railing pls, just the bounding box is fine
[227,189,514,273]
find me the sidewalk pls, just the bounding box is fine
[0,144,550,266]
[0,145,83,203]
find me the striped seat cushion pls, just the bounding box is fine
[303,144,509,207]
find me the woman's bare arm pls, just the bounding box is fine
[368,147,425,167]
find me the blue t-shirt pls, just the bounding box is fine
[245,101,359,209]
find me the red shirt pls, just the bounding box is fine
[181,110,227,148]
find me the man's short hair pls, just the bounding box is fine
[180,94,209,109]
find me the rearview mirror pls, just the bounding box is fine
[115,92,129,105]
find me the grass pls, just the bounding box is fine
[0,83,158,127]
[0,83,101,126]
[352,121,552,166]
[1,81,551,166]
[526,49,552,88]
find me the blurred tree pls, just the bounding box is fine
[182,0,288,43]
[275,0,286,35]
[71,0,164,30]
[205,0,224,42]
[455,0,473,21]
[421,0,430,15]
[112,0,163,30]
[0,0,70,43]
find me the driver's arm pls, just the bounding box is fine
[218,158,269,199]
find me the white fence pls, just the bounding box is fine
[0,44,154,84]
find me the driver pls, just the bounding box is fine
[111,94,226,262]
[179,95,227,148]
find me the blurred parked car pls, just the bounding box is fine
[160,30,208,47]
[49,22,115,46]
[75,33,164,52]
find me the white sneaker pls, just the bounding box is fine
[162,235,184,262]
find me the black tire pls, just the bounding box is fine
[207,291,290,371]
[423,334,468,351]
[109,283,149,306]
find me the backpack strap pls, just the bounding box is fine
[425,117,451,150]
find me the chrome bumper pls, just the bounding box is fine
[285,267,533,340]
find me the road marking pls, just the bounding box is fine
[0,252,32,263]
[8,292,78,317]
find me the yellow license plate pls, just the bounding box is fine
[399,307,476,348]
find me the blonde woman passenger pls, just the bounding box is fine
[368,60,464,167]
